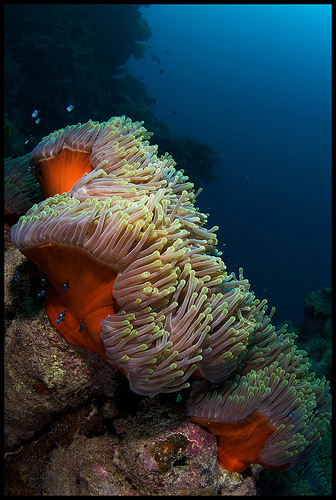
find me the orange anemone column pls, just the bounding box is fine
[191,410,291,473]
[34,148,93,198]
[24,244,119,361]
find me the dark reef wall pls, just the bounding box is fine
[4,4,219,186]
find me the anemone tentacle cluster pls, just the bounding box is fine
[187,316,331,471]
[5,153,43,217]
[8,116,331,473]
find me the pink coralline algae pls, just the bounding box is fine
[115,419,218,495]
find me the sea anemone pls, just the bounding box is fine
[11,116,250,395]
[9,116,331,472]
[188,309,331,472]
[5,153,43,221]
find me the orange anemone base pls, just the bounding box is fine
[34,148,93,198]
[24,244,119,361]
[191,410,291,473]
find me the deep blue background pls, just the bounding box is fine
[127,4,331,326]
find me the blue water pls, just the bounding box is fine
[127,5,331,326]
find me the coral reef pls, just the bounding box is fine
[6,116,331,485]
[5,4,331,494]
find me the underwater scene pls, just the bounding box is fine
[4,4,331,496]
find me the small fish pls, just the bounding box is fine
[37,276,48,298]
[62,279,70,291]
[31,109,39,118]
[78,319,84,333]
[67,104,74,112]
[55,310,66,324]
[14,270,20,280]
[35,118,41,124]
